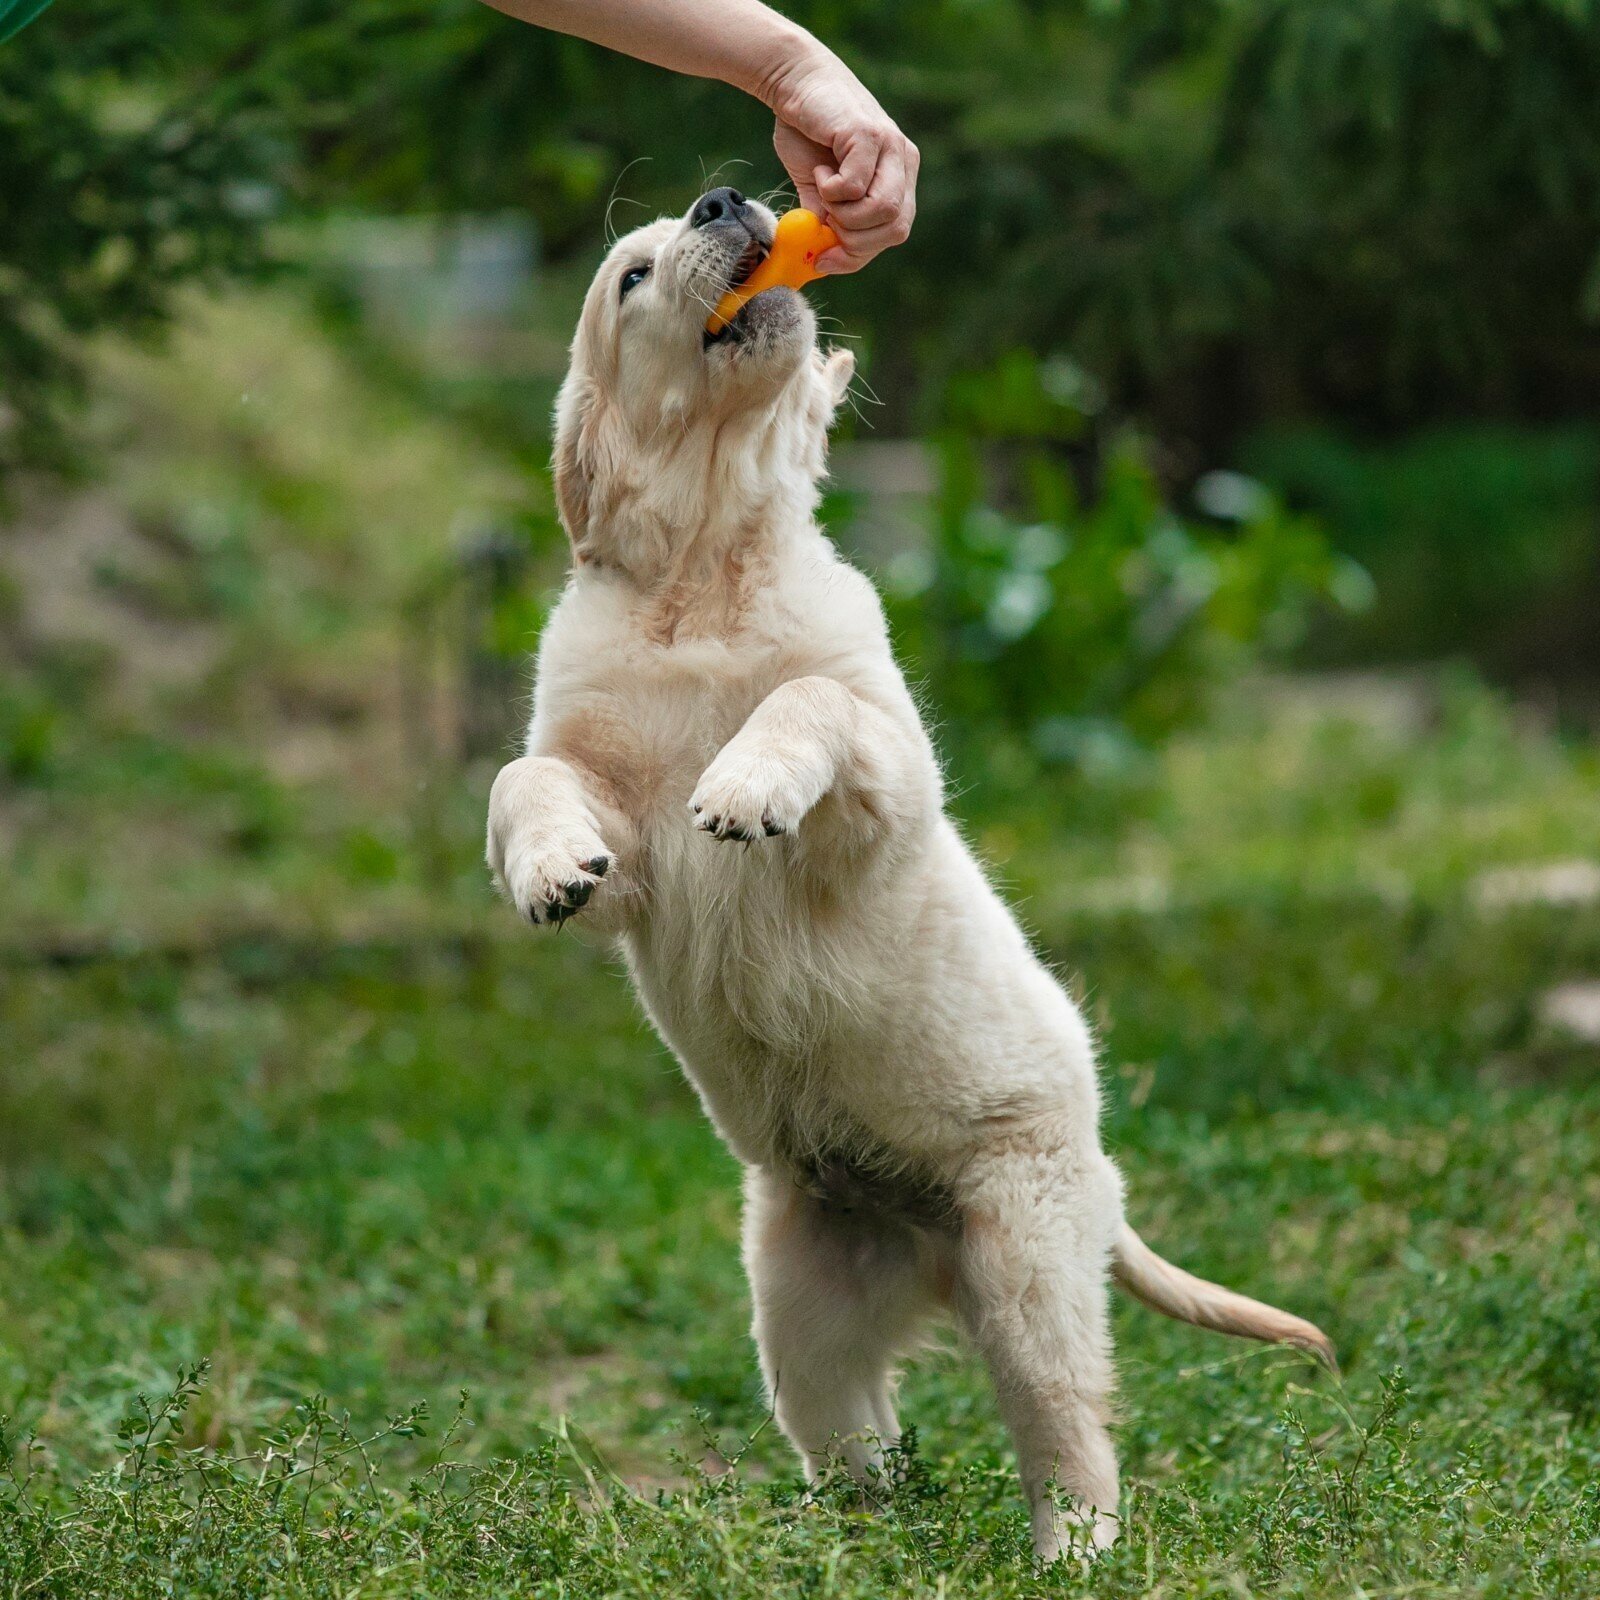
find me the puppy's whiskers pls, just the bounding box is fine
[698,157,754,196]
[603,157,653,248]
[846,371,884,409]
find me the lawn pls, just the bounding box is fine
[3,291,1599,1596]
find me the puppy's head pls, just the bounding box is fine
[553,188,855,562]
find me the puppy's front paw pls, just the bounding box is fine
[688,748,817,843]
[490,805,612,928]
[502,838,612,927]
[487,757,617,929]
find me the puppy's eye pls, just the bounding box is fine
[619,265,650,300]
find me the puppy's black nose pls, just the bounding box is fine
[691,187,748,229]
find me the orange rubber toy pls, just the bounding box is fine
[706,209,839,335]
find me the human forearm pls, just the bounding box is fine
[480,0,830,112]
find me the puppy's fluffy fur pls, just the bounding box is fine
[487,194,1333,1560]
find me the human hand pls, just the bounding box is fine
[765,48,918,274]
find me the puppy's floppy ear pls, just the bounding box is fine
[550,368,624,563]
[804,347,857,458]
[823,347,856,410]
[552,372,604,556]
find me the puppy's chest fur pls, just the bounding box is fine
[538,554,895,1162]
[544,544,858,849]
[547,592,791,833]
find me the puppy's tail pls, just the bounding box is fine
[1111,1223,1337,1372]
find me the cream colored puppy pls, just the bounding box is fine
[487,187,1333,1561]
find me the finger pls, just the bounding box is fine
[823,140,908,232]
[810,163,836,213]
[773,119,828,212]
[789,163,822,214]
[818,129,882,204]
[816,167,863,204]
[817,210,915,273]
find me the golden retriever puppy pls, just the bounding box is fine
[487,187,1333,1561]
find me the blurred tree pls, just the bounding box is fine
[820,0,1600,449]
[0,9,282,482]
[6,0,1600,479]
[0,0,763,485]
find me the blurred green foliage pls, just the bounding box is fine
[0,25,275,479]
[886,354,1356,785]
[1245,423,1600,679]
[8,0,1600,685]
[9,0,1600,465]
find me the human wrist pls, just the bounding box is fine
[739,13,833,117]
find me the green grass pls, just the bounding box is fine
[3,888,1599,1595]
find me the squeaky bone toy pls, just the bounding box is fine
[706,209,839,336]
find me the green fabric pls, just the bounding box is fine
[0,0,53,43]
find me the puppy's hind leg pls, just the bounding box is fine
[742,1167,935,1487]
[955,1142,1123,1562]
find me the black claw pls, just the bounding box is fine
[582,855,610,878]
[563,879,595,909]
[527,903,542,926]
[762,817,784,836]
[548,901,577,925]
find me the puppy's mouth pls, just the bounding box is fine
[729,235,765,292]
[702,234,768,349]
